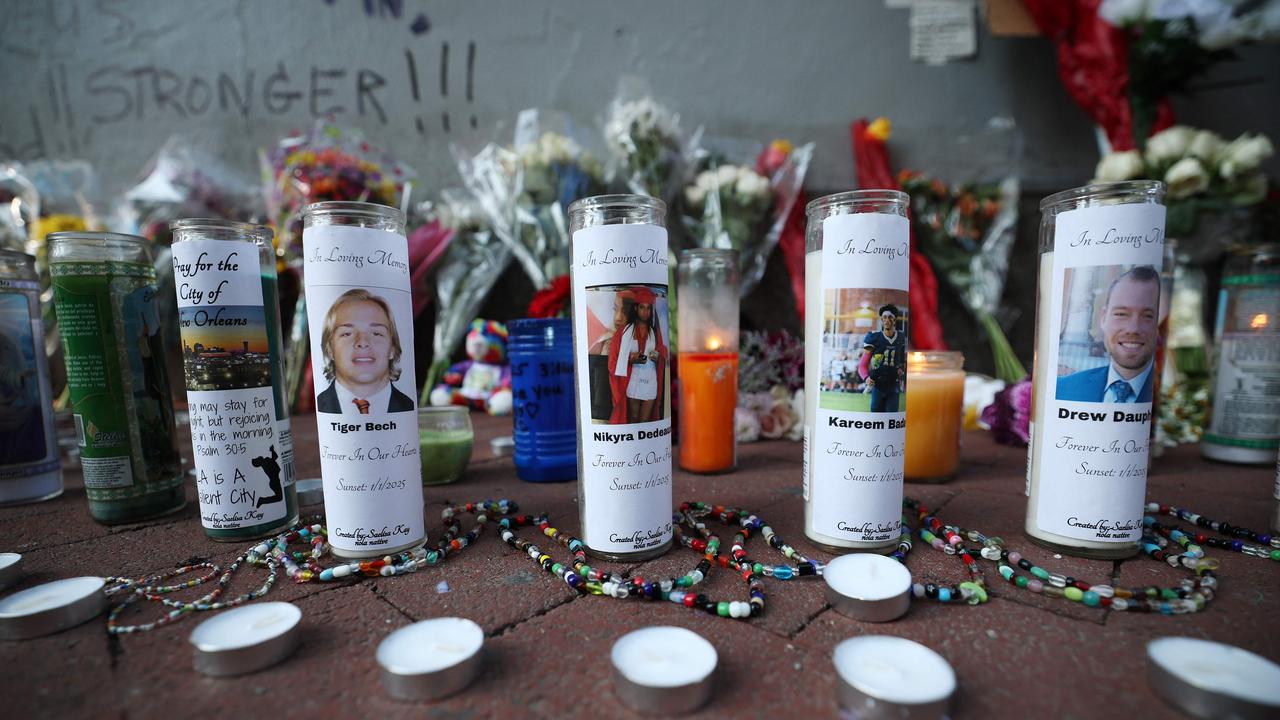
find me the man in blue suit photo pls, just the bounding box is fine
[1055,265,1160,404]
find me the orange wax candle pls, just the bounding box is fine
[678,352,738,473]
[904,351,965,482]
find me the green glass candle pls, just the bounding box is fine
[170,219,298,541]
[49,232,185,524]
[419,407,473,485]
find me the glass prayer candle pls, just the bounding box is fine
[904,351,964,483]
[418,406,473,485]
[569,194,673,562]
[1201,244,1280,465]
[1027,181,1165,559]
[0,250,62,505]
[302,201,425,559]
[508,318,576,482]
[803,190,910,553]
[677,248,739,474]
[49,232,185,524]
[170,219,299,541]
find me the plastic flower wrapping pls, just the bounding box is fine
[735,330,805,443]
[454,109,605,289]
[424,189,510,395]
[681,138,813,298]
[260,120,415,266]
[602,77,687,207]
[115,136,264,244]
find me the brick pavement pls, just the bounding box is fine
[1,412,1276,719]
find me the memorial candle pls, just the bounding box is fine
[302,202,425,559]
[610,626,717,715]
[569,195,673,562]
[677,248,739,474]
[377,617,485,701]
[0,250,62,506]
[1026,181,1165,559]
[904,351,965,482]
[170,219,298,541]
[803,190,910,553]
[833,635,956,719]
[49,232,185,524]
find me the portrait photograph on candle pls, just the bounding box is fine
[315,288,415,416]
[1054,264,1161,405]
[582,283,671,426]
[818,289,909,414]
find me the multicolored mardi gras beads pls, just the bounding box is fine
[1146,502,1280,562]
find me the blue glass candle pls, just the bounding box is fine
[508,318,576,482]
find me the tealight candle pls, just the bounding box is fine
[377,617,484,702]
[833,635,956,719]
[1147,637,1280,719]
[0,553,23,591]
[823,553,912,622]
[611,626,717,715]
[188,602,302,676]
[0,576,107,640]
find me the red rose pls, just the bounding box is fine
[527,274,571,318]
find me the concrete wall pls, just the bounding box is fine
[3,0,1277,202]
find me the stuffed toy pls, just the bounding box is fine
[429,320,512,415]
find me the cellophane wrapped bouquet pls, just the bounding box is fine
[602,78,686,207]
[681,138,812,298]
[454,109,605,289]
[261,120,414,267]
[423,189,510,395]
[896,119,1023,382]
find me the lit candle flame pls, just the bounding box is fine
[1251,313,1269,330]
[707,337,722,351]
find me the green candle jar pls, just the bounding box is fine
[49,232,185,524]
[419,407,473,485]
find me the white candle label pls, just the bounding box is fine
[173,240,293,530]
[1035,203,1164,542]
[1205,282,1280,447]
[571,223,673,554]
[807,213,909,542]
[303,224,424,554]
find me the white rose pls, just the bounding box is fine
[1218,133,1275,180]
[735,169,768,197]
[684,184,707,206]
[695,169,719,192]
[734,406,761,443]
[1164,157,1210,199]
[715,164,739,187]
[1145,125,1197,165]
[1099,0,1151,25]
[1094,150,1145,182]
[1186,130,1226,161]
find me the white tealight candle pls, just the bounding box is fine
[189,602,303,676]
[833,635,956,719]
[377,617,485,702]
[611,626,718,715]
[0,576,107,640]
[823,553,912,622]
[1148,637,1280,719]
[0,553,23,591]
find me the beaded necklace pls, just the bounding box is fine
[1146,501,1280,562]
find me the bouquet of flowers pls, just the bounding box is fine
[1094,124,1273,248]
[898,168,1024,382]
[260,120,414,266]
[682,138,813,298]
[734,329,805,443]
[424,189,511,395]
[116,136,264,243]
[455,109,605,289]
[603,78,686,205]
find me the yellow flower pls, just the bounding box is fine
[33,214,88,242]
[866,117,892,142]
[769,139,794,155]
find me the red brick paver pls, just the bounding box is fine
[1,413,1275,719]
